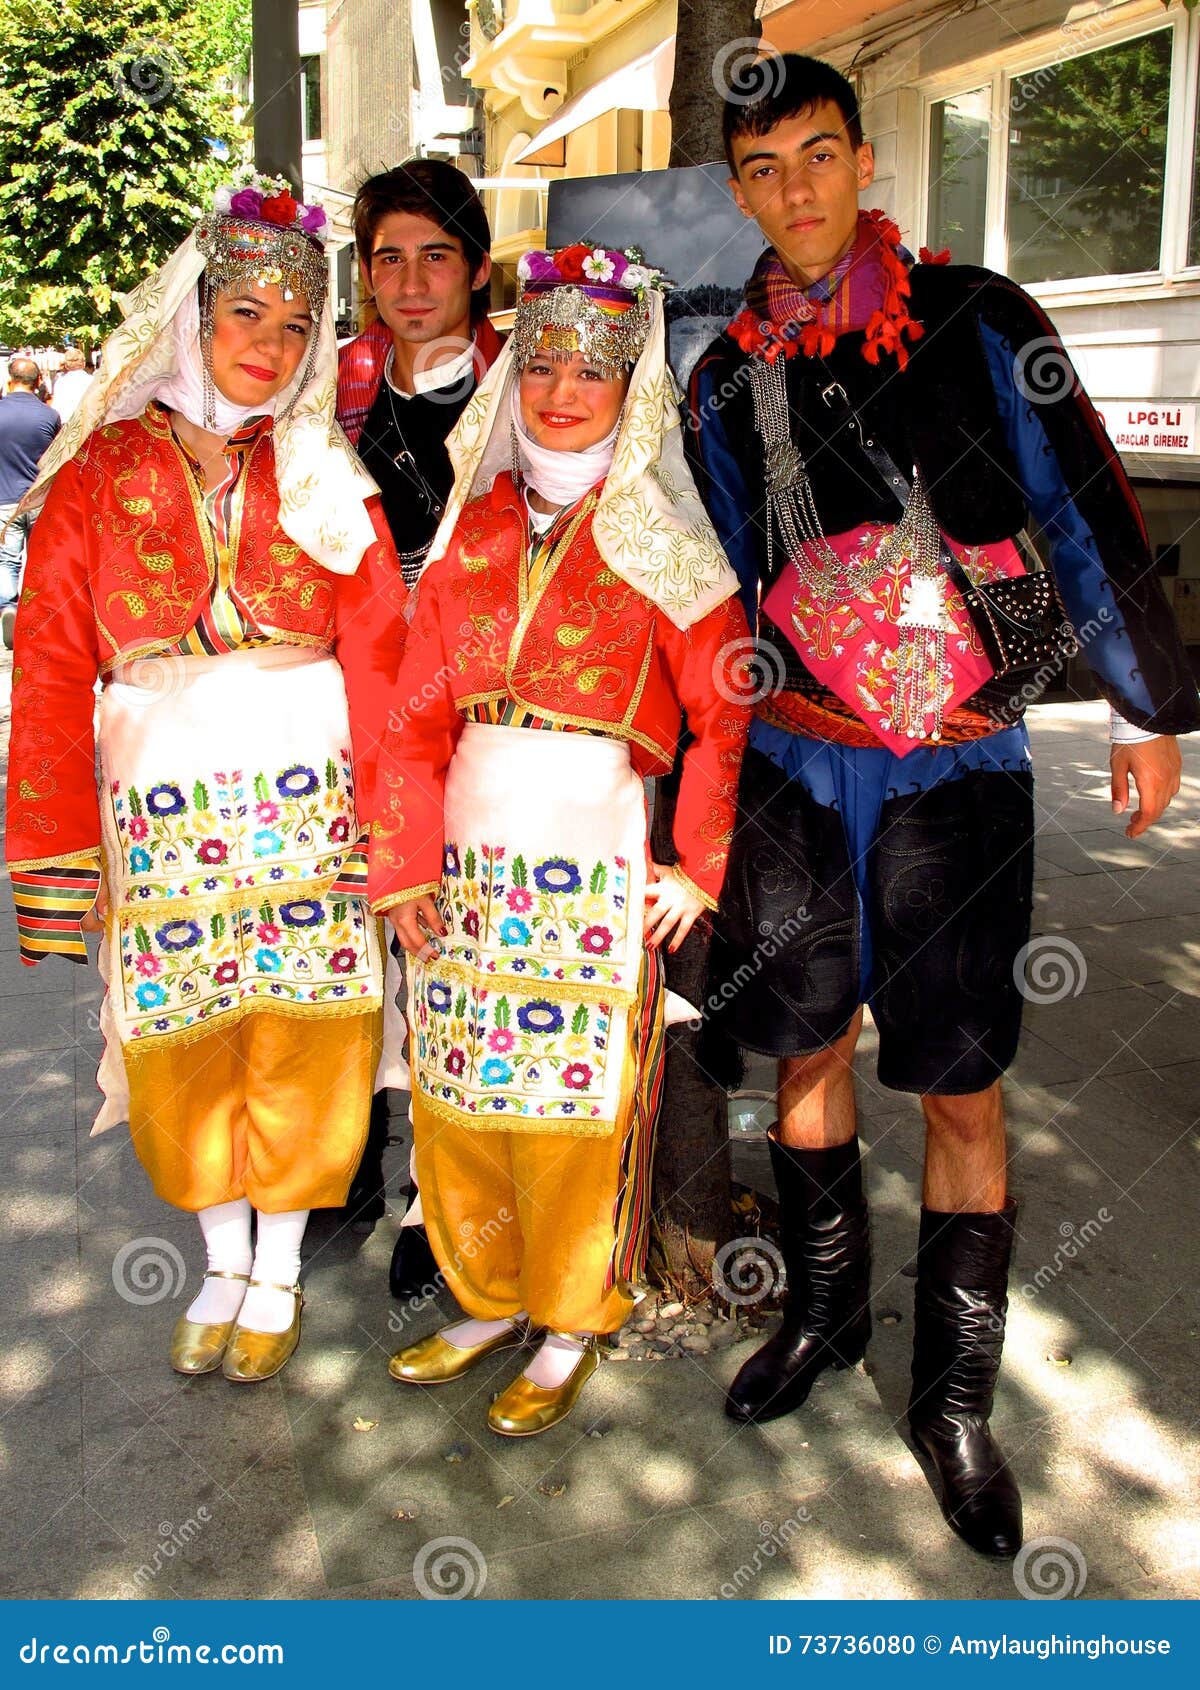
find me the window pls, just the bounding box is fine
[924,18,1198,286]
[1006,32,1171,284]
[926,87,991,266]
[301,55,322,144]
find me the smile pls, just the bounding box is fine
[239,363,278,382]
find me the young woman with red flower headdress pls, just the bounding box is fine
[4,174,408,1384]
[367,245,753,1436]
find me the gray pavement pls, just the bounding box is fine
[1,655,1198,1602]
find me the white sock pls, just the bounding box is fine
[523,1331,588,1388]
[239,1209,309,1334]
[185,1199,252,1324]
[442,1312,526,1350]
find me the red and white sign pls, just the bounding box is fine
[1094,401,1197,456]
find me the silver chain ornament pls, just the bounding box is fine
[750,356,950,741]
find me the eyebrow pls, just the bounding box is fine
[738,131,844,166]
[371,238,460,258]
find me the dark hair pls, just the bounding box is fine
[7,357,40,389]
[353,158,491,323]
[722,53,863,170]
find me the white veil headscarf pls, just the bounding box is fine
[424,290,739,630]
[17,229,380,575]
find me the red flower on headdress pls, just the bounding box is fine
[554,243,592,282]
[260,191,299,227]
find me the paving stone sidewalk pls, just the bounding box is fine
[1,657,1197,1601]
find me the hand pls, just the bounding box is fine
[642,863,707,953]
[387,894,447,957]
[1111,736,1182,839]
[80,884,108,933]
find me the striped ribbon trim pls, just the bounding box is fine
[328,838,369,899]
[10,864,101,964]
[607,944,666,1291]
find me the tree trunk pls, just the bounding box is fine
[668,1,762,169]
[645,2,763,1297]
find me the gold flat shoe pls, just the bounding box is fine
[487,1340,601,1437]
[222,1279,303,1383]
[169,1269,250,1375]
[389,1319,530,1385]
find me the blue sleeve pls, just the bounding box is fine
[686,355,762,628]
[979,317,1158,720]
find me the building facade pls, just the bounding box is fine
[308,1,482,324]
[464,0,676,309]
[760,0,1200,630]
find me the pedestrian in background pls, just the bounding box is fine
[50,346,94,425]
[0,355,60,642]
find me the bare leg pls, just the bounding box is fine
[776,1007,863,1148]
[920,1082,1007,1213]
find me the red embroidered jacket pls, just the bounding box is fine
[6,406,408,890]
[366,475,753,914]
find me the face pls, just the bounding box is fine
[518,351,630,453]
[208,284,314,407]
[362,211,491,346]
[729,100,875,286]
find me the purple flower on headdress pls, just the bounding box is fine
[300,203,327,235]
[518,250,560,285]
[229,188,264,219]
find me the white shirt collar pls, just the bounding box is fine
[384,337,478,400]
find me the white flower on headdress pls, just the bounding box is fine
[213,185,234,214]
[582,248,616,283]
[516,253,533,281]
[621,264,654,292]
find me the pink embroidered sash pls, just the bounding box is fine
[762,527,1026,755]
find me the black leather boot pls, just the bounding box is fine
[338,1089,391,1230]
[389,1212,442,1301]
[908,1202,1023,1559]
[725,1135,871,1424]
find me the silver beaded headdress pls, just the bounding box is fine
[192,173,331,427]
[511,245,666,378]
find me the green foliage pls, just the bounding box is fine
[1007,32,1173,282]
[0,0,250,342]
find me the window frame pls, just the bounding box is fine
[919,3,1200,297]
